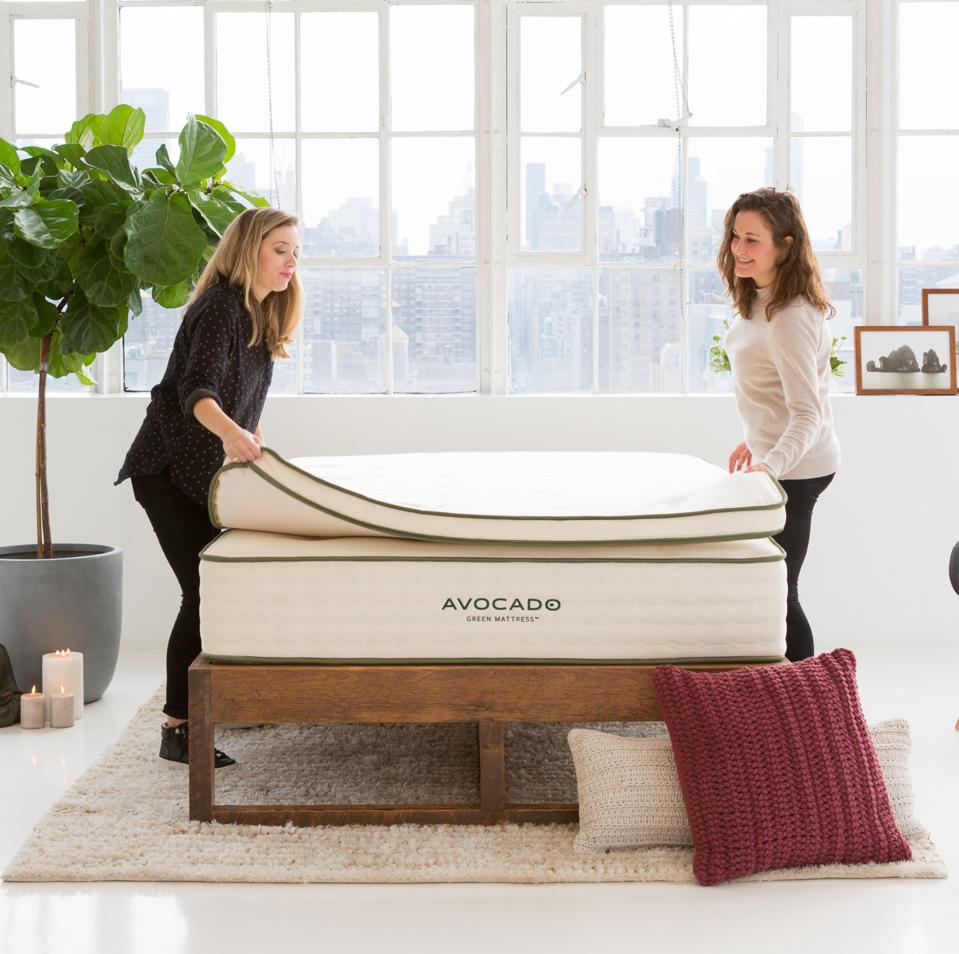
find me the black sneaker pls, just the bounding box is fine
[159,723,236,768]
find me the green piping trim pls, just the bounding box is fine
[200,654,787,666]
[208,447,788,537]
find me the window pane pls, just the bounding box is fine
[898,137,959,260]
[301,13,378,133]
[521,137,583,252]
[217,13,295,133]
[302,140,379,258]
[392,268,476,393]
[822,267,863,395]
[599,269,682,393]
[521,16,581,133]
[123,295,182,393]
[269,342,298,395]
[227,139,296,213]
[688,6,766,127]
[392,138,475,260]
[900,3,959,130]
[687,270,735,394]
[599,138,681,262]
[7,368,90,393]
[899,265,959,324]
[391,5,474,131]
[687,138,773,263]
[14,20,76,135]
[120,7,204,133]
[791,17,852,132]
[509,269,592,393]
[791,137,852,252]
[605,5,684,127]
[302,270,386,393]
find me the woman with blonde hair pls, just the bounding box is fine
[718,187,840,662]
[116,207,302,765]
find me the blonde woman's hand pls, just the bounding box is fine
[745,462,773,476]
[728,442,752,473]
[223,427,262,464]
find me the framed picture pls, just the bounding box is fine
[854,325,957,395]
[922,289,959,357]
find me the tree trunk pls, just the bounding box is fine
[35,334,52,559]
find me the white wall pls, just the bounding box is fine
[1,392,956,651]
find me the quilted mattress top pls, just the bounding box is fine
[208,448,786,544]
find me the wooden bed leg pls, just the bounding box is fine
[478,721,507,824]
[188,656,214,822]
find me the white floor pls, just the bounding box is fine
[1,645,958,954]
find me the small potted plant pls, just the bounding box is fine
[0,105,263,699]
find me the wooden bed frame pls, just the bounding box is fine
[188,656,776,826]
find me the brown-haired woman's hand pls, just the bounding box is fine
[728,442,752,473]
[223,427,263,464]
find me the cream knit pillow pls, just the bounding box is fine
[569,718,924,854]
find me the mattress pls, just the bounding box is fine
[208,449,786,544]
[199,530,787,662]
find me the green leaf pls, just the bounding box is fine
[8,236,51,272]
[13,199,80,248]
[221,180,269,208]
[35,255,73,300]
[66,114,104,151]
[195,114,236,165]
[93,202,129,239]
[77,241,138,307]
[0,188,34,210]
[60,292,123,354]
[155,144,177,176]
[141,168,177,186]
[127,287,144,318]
[0,252,30,302]
[100,105,146,153]
[58,168,91,189]
[108,226,128,270]
[175,116,228,187]
[123,190,207,286]
[187,189,238,237]
[1,332,40,371]
[151,280,192,309]
[0,139,21,176]
[54,144,87,170]
[48,331,94,381]
[78,179,129,225]
[32,295,60,337]
[84,145,140,192]
[0,296,38,349]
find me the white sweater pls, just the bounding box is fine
[725,286,841,480]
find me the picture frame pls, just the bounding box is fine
[921,289,959,357]
[854,325,957,396]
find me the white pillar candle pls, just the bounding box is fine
[50,687,75,728]
[41,650,84,721]
[20,686,45,729]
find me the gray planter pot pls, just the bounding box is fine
[0,544,122,703]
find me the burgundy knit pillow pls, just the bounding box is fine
[652,648,911,886]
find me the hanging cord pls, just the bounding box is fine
[265,0,280,206]
[666,0,688,262]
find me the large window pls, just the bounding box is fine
[0,1,954,395]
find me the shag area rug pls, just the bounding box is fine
[3,688,947,884]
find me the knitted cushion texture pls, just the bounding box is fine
[651,648,912,886]
[568,719,924,855]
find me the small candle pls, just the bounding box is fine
[20,685,45,729]
[50,685,74,728]
[42,649,83,721]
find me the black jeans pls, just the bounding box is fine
[774,473,835,662]
[131,471,219,720]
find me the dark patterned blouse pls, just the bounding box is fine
[115,281,273,506]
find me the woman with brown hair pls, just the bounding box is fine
[116,207,302,765]
[718,187,840,662]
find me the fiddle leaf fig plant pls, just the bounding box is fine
[0,104,267,559]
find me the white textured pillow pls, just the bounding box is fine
[569,718,923,854]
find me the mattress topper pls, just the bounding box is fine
[208,448,786,544]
